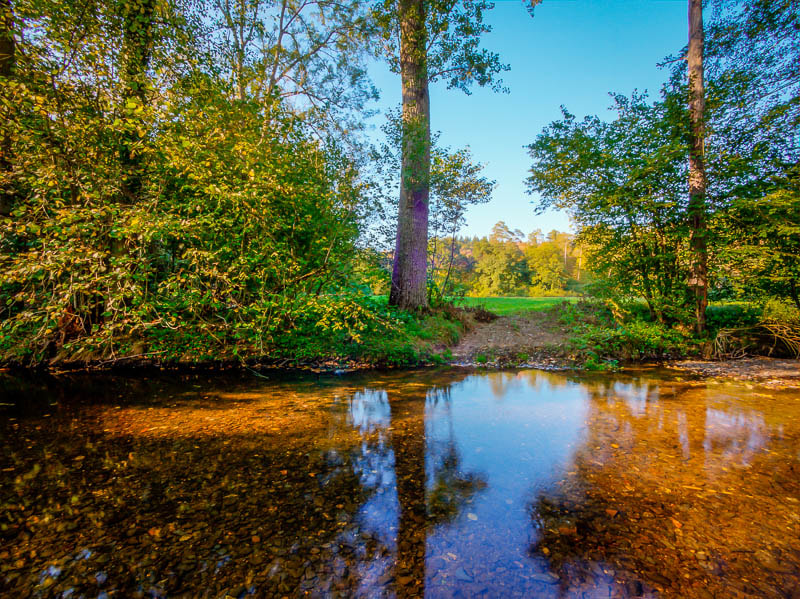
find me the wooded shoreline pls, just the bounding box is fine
[4,301,797,382]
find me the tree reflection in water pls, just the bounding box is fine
[528,372,800,599]
[0,371,487,597]
[387,381,487,597]
[2,370,799,598]
[390,383,429,597]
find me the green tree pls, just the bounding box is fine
[526,95,688,322]
[489,221,523,245]
[470,236,528,297]
[377,0,536,309]
[720,177,800,310]
[526,242,566,294]
[0,0,375,364]
[527,0,798,321]
[702,0,799,310]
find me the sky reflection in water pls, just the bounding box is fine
[1,368,799,598]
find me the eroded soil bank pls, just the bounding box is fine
[450,309,800,383]
[449,310,571,368]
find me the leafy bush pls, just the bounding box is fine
[557,299,613,328]
[556,299,695,364]
[568,320,692,362]
[705,304,761,331]
[267,298,467,367]
[0,78,367,366]
[760,299,799,325]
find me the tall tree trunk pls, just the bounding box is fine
[0,0,15,216]
[119,0,156,204]
[389,0,430,310]
[687,0,708,334]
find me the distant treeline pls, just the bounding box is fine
[360,221,584,299]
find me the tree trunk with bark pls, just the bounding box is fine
[0,0,15,216]
[687,0,708,334]
[389,0,430,310]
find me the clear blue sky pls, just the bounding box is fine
[367,0,687,238]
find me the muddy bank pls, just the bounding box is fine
[449,310,571,367]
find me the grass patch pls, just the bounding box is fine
[453,296,578,316]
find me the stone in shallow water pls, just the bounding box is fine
[455,567,473,582]
[531,572,559,585]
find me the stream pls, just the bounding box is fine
[1,368,799,598]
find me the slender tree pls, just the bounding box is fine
[382,0,534,310]
[0,0,14,215]
[687,0,708,333]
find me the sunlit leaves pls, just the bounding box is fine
[526,95,690,321]
[0,0,373,364]
[374,0,519,94]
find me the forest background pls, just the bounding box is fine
[0,0,797,367]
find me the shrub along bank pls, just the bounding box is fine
[556,299,800,370]
[0,299,470,371]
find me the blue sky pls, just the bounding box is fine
[366,0,687,238]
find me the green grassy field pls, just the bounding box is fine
[454,296,578,316]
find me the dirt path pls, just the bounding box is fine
[451,311,570,366]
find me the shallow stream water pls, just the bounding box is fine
[1,368,799,598]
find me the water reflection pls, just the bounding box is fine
[1,369,799,597]
[389,383,428,598]
[530,372,800,598]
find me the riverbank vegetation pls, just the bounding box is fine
[0,0,797,369]
[522,0,799,365]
